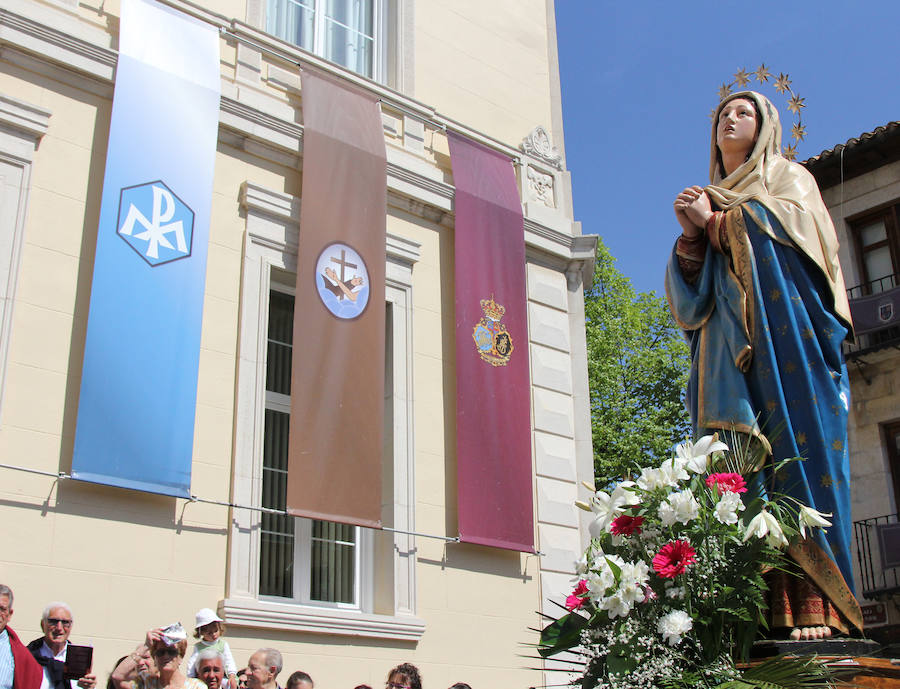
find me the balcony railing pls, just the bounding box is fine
[843,273,900,359]
[855,513,900,599]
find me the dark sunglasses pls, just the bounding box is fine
[154,648,179,658]
[47,618,73,628]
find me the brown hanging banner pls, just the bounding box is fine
[286,70,386,528]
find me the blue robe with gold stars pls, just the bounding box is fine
[666,200,853,592]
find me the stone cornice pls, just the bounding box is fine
[221,597,426,642]
[0,93,51,140]
[0,5,115,82]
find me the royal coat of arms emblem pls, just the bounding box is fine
[472,296,514,366]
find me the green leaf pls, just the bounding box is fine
[537,612,588,658]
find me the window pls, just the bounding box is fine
[266,0,382,80]
[258,285,371,609]
[850,206,900,295]
[224,182,423,640]
[0,96,50,419]
[887,422,900,513]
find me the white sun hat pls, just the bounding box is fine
[194,608,223,629]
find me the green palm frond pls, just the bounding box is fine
[715,655,839,689]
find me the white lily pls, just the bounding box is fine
[676,434,729,474]
[798,506,832,538]
[587,483,640,538]
[743,509,788,548]
[658,457,689,486]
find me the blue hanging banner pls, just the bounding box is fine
[71,0,220,497]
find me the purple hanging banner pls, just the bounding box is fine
[449,131,534,553]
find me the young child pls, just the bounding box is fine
[185,609,237,688]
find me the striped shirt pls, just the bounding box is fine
[0,629,14,689]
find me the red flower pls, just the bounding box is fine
[652,540,697,579]
[610,514,644,536]
[565,579,589,611]
[705,472,747,495]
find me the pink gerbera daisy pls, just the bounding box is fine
[610,514,645,536]
[652,540,697,578]
[705,472,747,495]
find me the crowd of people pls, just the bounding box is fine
[0,585,474,689]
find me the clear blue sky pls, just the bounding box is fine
[555,1,900,295]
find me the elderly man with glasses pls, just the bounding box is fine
[0,584,44,689]
[27,603,96,689]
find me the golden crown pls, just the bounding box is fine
[712,64,806,161]
[480,296,505,320]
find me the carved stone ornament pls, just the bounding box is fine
[520,125,562,169]
[526,166,555,208]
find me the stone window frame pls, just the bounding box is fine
[222,181,424,641]
[0,95,51,420]
[848,203,900,294]
[245,0,414,92]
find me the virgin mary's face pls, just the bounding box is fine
[716,97,757,157]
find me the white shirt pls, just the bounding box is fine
[37,641,72,689]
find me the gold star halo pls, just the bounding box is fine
[713,64,807,157]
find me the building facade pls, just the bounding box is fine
[804,123,900,641]
[0,0,596,685]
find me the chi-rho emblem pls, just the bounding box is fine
[117,180,194,267]
[472,296,513,366]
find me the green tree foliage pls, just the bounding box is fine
[586,238,692,486]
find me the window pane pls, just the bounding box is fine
[310,520,356,603]
[323,0,373,77]
[859,219,888,248]
[266,291,293,395]
[267,0,315,51]
[260,409,294,597]
[865,246,894,290]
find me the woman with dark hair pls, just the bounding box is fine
[667,90,860,640]
[384,663,421,689]
[111,627,204,689]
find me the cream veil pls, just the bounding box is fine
[704,91,851,327]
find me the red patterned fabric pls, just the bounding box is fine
[767,569,849,634]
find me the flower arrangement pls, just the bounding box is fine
[538,435,839,689]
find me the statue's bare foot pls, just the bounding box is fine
[793,626,832,640]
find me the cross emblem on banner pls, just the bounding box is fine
[330,249,358,284]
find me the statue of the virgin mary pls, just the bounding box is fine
[665,90,862,638]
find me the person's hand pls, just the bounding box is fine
[684,187,713,229]
[674,186,705,237]
[144,629,163,649]
[77,673,97,689]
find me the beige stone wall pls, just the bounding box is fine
[819,161,900,610]
[414,0,557,148]
[0,0,591,686]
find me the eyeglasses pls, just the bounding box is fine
[47,618,73,628]
[153,648,179,658]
